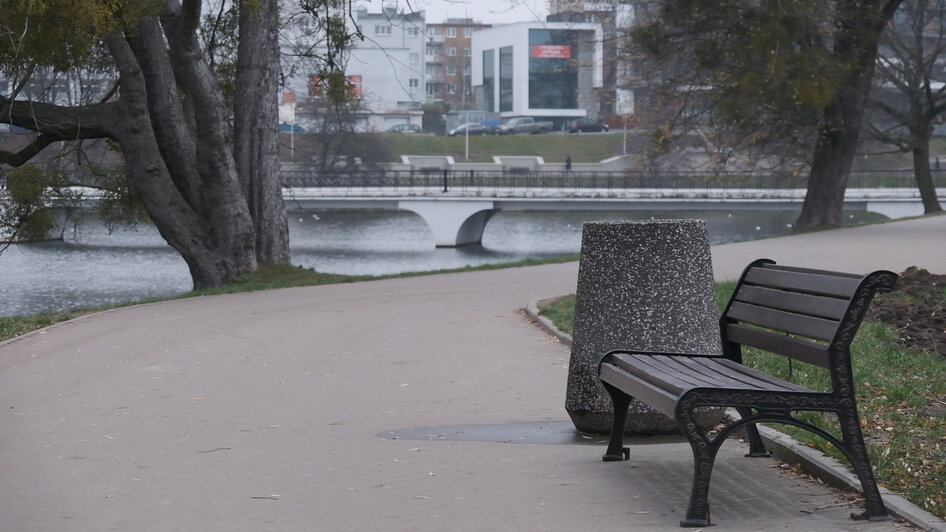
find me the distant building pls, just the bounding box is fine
[546,1,640,118]
[471,21,603,127]
[285,5,428,133]
[342,6,427,131]
[424,18,491,110]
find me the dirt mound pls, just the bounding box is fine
[867,267,946,355]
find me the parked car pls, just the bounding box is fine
[386,123,422,134]
[568,118,609,133]
[496,117,554,135]
[480,119,502,133]
[447,123,494,136]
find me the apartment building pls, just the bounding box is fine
[424,18,491,110]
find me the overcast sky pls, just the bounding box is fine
[354,0,550,24]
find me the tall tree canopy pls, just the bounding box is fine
[0,0,357,288]
[631,0,903,229]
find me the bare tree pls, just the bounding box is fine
[869,0,946,213]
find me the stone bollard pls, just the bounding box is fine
[565,219,721,434]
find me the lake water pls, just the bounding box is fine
[0,209,881,317]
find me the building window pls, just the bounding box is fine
[407,27,420,37]
[483,49,495,112]
[446,65,457,76]
[426,45,437,57]
[499,46,514,112]
[464,65,471,75]
[447,84,457,94]
[426,64,440,76]
[375,25,391,35]
[447,27,457,38]
[409,78,419,88]
[410,53,420,64]
[448,46,457,56]
[464,27,473,38]
[528,29,578,110]
[464,47,471,57]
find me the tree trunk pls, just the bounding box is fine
[797,116,859,229]
[235,0,290,264]
[796,1,903,230]
[106,33,255,289]
[161,3,259,281]
[913,142,944,213]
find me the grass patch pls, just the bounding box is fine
[538,295,577,335]
[0,311,81,342]
[538,282,946,518]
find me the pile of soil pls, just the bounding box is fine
[867,267,946,356]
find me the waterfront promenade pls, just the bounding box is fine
[1,215,943,531]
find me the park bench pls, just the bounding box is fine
[597,258,898,527]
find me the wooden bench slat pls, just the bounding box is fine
[599,363,678,417]
[734,285,849,320]
[609,354,697,396]
[611,353,811,393]
[712,357,814,391]
[676,356,811,392]
[744,267,862,298]
[727,301,839,342]
[725,324,832,368]
[650,356,781,391]
[763,263,863,279]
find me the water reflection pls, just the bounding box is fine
[1,209,884,317]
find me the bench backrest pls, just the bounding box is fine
[720,259,898,371]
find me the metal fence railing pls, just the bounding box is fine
[280,168,939,193]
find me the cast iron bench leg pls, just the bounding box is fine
[736,407,771,457]
[839,411,891,521]
[678,400,721,527]
[601,382,631,461]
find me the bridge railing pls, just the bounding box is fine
[280,168,937,193]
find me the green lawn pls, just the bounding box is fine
[379,131,946,170]
[382,132,626,163]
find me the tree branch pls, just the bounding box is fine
[0,94,122,168]
[0,134,55,167]
[124,16,203,207]
[0,96,118,140]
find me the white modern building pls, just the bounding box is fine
[471,21,603,125]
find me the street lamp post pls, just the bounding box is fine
[462,75,470,160]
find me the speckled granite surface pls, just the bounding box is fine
[566,220,721,434]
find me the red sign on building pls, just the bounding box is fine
[531,45,572,59]
[308,74,364,98]
[348,75,363,98]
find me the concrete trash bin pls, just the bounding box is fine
[565,219,723,434]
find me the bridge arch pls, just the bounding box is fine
[398,200,498,247]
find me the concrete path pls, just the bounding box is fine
[2,215,944,531]
[711,213,946,280]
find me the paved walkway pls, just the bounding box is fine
[2,215,944,531]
